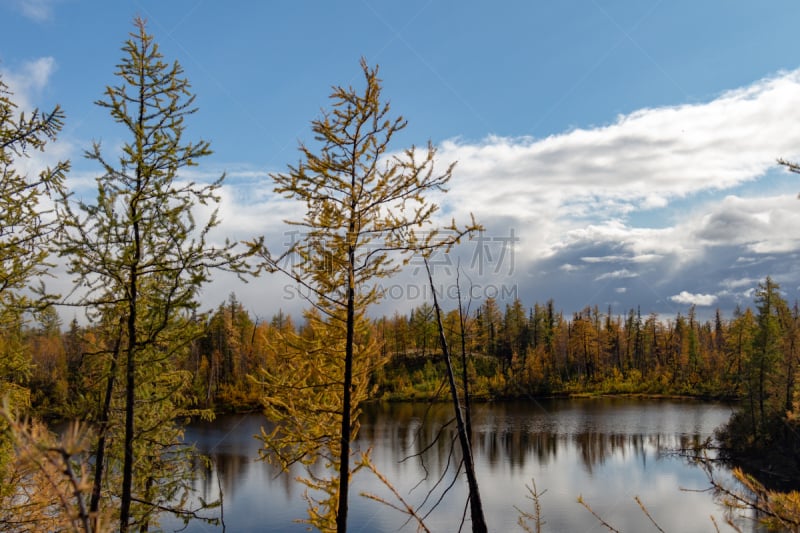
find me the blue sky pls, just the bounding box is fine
[3,0,800,322]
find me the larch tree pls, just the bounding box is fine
[0,74,68,408]
[750,277,786,437]
[56,18,245,532]
[255,59,479,532]
[0,68,70,527]
[256,305,380,532]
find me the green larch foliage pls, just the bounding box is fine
[0,76,68,315]
[55,18,243,532]
[0,71,69,507]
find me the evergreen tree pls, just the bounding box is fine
[255,59,478,531]
[0,70,69,504]
[780,303,799,416]
[718,278,799,469]
[56,18,242,531]
[27,306,68,413]
[409,303,436,357]
[0,82,67,371]
[256,306,379,532]
[0,75,68,320]
[750,277,787,437]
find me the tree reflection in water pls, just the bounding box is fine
[168,398,754,532]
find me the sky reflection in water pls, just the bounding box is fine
[166,398,756,533]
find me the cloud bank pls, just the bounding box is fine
[51,66,800,321]
[202,68,800,320]
[438,69,800,224]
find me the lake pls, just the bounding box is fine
[163,398,760,532]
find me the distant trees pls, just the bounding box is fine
[369,295,781,400]
[718,277,800,466]
[16,283,793,420]
[27,306,68,411]
[187,294,263,409]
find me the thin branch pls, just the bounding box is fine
[359,453,431,533]
[634,496,666,533]
[577,495,621,533]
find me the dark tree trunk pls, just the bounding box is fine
[425,260,487,533]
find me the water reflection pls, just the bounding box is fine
[165,398,757,533]
[359,399,724,475]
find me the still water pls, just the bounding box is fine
[164,398,755,532]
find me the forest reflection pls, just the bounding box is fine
[171,399,735,533]
[183,399,723,501]
[358,400,710,477]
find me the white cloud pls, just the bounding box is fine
[582,255,627,263]
[8,0,59,22]
[595,269,638,281]
[720,277,759,290]
[412,69,800,270]
[201,69,800,318]
[438,69,800,221]
[692,195,800,252]
[669,291,718,306]
[1,57,57,110]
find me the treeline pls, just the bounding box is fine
[376,296,751,400]
[23,278,798,416]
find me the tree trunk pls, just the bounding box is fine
[424,259,487,533]
[456,276,473,442]
[90,319,124,516]
[120,84,145,530]
[336,224,357,532]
